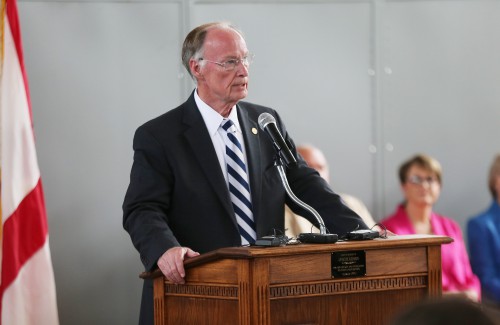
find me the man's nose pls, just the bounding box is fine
[235,61,249,76]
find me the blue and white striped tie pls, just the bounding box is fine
[221,119,257,245]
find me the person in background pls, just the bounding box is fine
[468,154,500,306]
[122,22,368,324]
[388,297,497,325]
[285,144,376,237]
[380,154,481,301]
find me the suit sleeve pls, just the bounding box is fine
[122,126,180,271]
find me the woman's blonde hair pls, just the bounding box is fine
[398,154,442,185]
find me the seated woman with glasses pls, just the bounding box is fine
[381,154,481,301]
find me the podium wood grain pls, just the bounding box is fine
[142,235,452,325]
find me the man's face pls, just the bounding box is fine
[298,147,330,182]
[192,28,250,113]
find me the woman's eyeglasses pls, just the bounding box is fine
[407,175,438,186]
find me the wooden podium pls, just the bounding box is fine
[145,235,452,325]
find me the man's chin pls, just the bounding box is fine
[235,90,248,101]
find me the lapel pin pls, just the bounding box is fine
[252,128,258,135]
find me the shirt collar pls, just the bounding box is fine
[194,89,241,136]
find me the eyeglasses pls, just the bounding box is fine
[407,175,438,186]
[199,53,254,71]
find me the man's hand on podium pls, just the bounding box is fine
[158,247,200,284]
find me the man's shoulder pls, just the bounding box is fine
[238,100,273,110]
[237,100,276,116]
[138,97,194,133]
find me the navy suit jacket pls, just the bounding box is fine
[123,92,367,324]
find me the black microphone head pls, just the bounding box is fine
[258,113,276,131]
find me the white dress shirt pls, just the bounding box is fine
[194,90,250,187]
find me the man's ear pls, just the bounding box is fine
[189,59,203,79]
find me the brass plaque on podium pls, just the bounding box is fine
[331,250,366,278]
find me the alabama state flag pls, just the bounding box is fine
[0,0,59,323]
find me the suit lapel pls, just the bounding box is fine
[182,95,235,219]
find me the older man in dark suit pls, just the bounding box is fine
[123,21,367,324]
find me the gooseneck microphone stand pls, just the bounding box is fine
[275,157,338,243]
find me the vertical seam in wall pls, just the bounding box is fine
[180,0,191,99]
[368,0,377,220]
[373,0,386,220]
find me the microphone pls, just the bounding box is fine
[258,112,338,244]
[257,113,297,167]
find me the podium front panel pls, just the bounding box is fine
[151,235,448,325]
